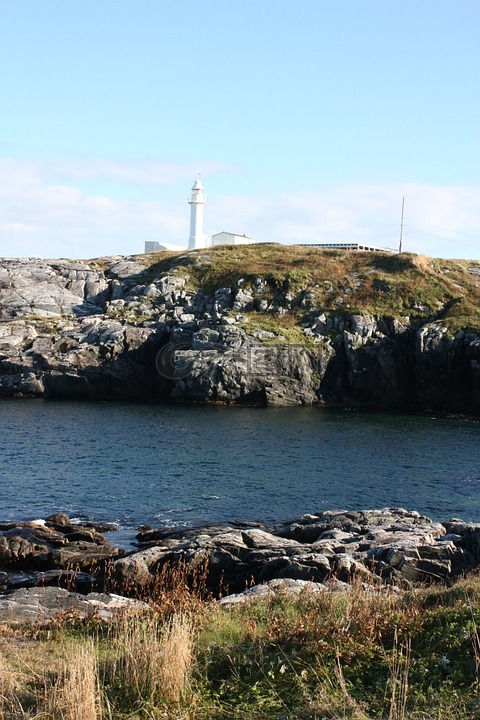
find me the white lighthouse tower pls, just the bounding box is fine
[188,177,208,249]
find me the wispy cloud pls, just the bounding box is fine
[0,158,478,260]
[50,158,236,185]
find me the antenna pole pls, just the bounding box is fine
[399,197,405,253]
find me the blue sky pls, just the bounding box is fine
[0,0,478,259]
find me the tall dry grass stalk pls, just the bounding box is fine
[158,613,193,703]
[387,630,411,720]
[0,645,24,718]
[106,611,193,708]
[331,657,370,720]
[147,558,211,620]
[108,613,163,706]
[466,593,480,694]
[50,640,102,720]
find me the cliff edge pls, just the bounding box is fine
[1,244,479,412]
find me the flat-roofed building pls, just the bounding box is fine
[211,232,256,247]
[144,241,185,252]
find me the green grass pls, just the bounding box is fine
[3,574,480,718]
[237,312,320,350]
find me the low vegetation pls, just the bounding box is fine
[2,572,480,719]
[137,244,480,333]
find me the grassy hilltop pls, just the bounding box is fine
[136,244,480,334]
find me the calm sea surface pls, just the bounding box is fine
[1,400,479,544]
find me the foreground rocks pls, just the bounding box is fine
[0,514,137,624]
[2,508,480,621]
[0,252,479,410]
[0,513,122,593]
[112,508,480,596]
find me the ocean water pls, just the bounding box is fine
[1,399,480,544]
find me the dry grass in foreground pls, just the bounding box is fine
[1,573,480,719]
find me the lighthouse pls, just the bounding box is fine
[188,177,208,249]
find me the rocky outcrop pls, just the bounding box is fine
[0,586,148,623]
[0,253,479,411]
[2,509,480,619]
[0,514,122,593]
[0,513,148,623]
[111,509,480,596]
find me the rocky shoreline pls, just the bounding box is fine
[1,507,480,622]
[1,251,480,412]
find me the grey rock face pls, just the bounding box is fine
[233,288,255,312]
[414,324,480,412]
[0,258,109,319]
[171,333,320,406]
[0,254,479,410]
[111,508,479,596]
[0,256,170,401]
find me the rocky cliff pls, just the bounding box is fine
[1,245,479,412]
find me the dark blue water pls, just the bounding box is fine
[1,400,479,544]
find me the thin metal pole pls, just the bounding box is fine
[399,197,405,253]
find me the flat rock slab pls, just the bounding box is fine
[0,586,148,624]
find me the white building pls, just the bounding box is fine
[211,232,256,247]
[144,179,256,253]
[144,241,186,252]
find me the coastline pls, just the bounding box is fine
[3,507,480,717]
[2,507,480,608]
[1,249,480,413]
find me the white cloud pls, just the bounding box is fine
[8,223,36,233]
[0,158,194,258]
[0,158,478,260]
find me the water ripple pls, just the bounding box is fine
[0,401,479,532]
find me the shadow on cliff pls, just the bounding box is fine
[43,330,176,402]
[42,261,179,401]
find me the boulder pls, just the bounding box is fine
[111,546,171,592]
[0,535,49,568]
